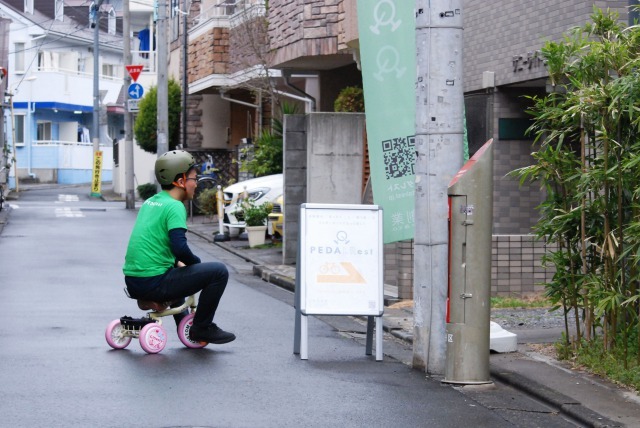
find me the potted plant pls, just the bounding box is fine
[238,200,273,247]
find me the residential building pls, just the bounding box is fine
[462,1,632,296]
[0,0,125,187]
[181,1,635,297]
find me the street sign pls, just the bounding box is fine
[128,83,144,100]
[125,65,143,82]
[127,99,140,112]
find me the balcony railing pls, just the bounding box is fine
[35,66,123,82]
[193,0,265,26]
[131,50,157,73]
[35,140,93,146]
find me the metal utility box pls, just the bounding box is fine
[444,139,494,384]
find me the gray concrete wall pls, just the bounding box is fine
[282,113,365,265]
[306,113,364,204]
[282,114,307,265]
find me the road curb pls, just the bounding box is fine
[490,366,619,427]
[253,265,295,292]
[189,226,623,427]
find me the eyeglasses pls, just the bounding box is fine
[185,177,197,182]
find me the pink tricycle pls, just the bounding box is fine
[105,294,206,354]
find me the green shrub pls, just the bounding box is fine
[196,188,219,217]
[134,79,182,154]
[137,183,158,200]
[238,200,273,226]
[334,86,364,112]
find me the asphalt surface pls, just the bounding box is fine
[1,184,640,427]
[183,205,640,428]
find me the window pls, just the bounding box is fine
[78,56,87,73]
[102,63,115,78]
[38,51,60,71]
[37,121,52,141]
[55,0,64,21]
[171,0,179,41]
[13,115,25,146]
[108,8,116,35]
[14,43,25,73]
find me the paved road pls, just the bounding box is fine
[0,186,588,427]
[0,187,508,427]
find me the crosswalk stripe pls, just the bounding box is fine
[55,207,84,218]
[58,194,80,202]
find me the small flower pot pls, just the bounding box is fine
[246,225,267,247]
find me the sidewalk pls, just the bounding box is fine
[187,214,640,428]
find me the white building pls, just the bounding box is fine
[0,0,125,187]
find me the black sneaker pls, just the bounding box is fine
[189,323,236,344]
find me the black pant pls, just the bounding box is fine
[126,262,229,327]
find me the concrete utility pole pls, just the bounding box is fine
[413,1,464,375]
[123,0,135,209]
[156,0,169,156]
[182,0,188,148]
[91,0,104,154]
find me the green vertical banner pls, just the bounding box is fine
[358,0,416,243]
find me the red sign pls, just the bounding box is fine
[125,65,144,82]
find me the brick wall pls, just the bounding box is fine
[228,16,269,74]
[187,26,229,84]
[268,0,348,66]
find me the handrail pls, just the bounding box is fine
[193,0,265,26]
[34,140,107,147]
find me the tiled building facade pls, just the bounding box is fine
[462,0,631,295]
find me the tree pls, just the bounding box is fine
[134,79,182,153]
[514,7,640,365]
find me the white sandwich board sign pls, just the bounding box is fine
[295,203,384,360]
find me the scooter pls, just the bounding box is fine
[105,294,206,354]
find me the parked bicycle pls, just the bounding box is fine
[191,155,220,214]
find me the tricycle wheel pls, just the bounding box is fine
[105,319,132,350]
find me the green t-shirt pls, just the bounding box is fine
[123,191,187,277]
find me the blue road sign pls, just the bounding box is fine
[128,83,144,100]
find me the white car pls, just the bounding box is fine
[223,174,283,230]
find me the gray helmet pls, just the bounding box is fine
[155,150,196,185]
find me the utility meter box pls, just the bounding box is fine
[444,139,494,384]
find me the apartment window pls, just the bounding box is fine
[13,115,25,146]
[54,0,64,21]
[78,56,87,74]
[108,8,116,35]
[38,51,60,71]
[37,121,52,141]
[102,63,115,78]
[171,0,179,41]
[14,43,25,73]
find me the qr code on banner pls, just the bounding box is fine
[382,136,415,179]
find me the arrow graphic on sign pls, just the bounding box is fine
[316,262,366,284]
[128,83,144,99]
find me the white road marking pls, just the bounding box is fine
[58,194,80,202]
[55,207,84,218]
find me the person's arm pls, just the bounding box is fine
[168,228,201,265]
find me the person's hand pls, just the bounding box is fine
[177,261,186,268]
